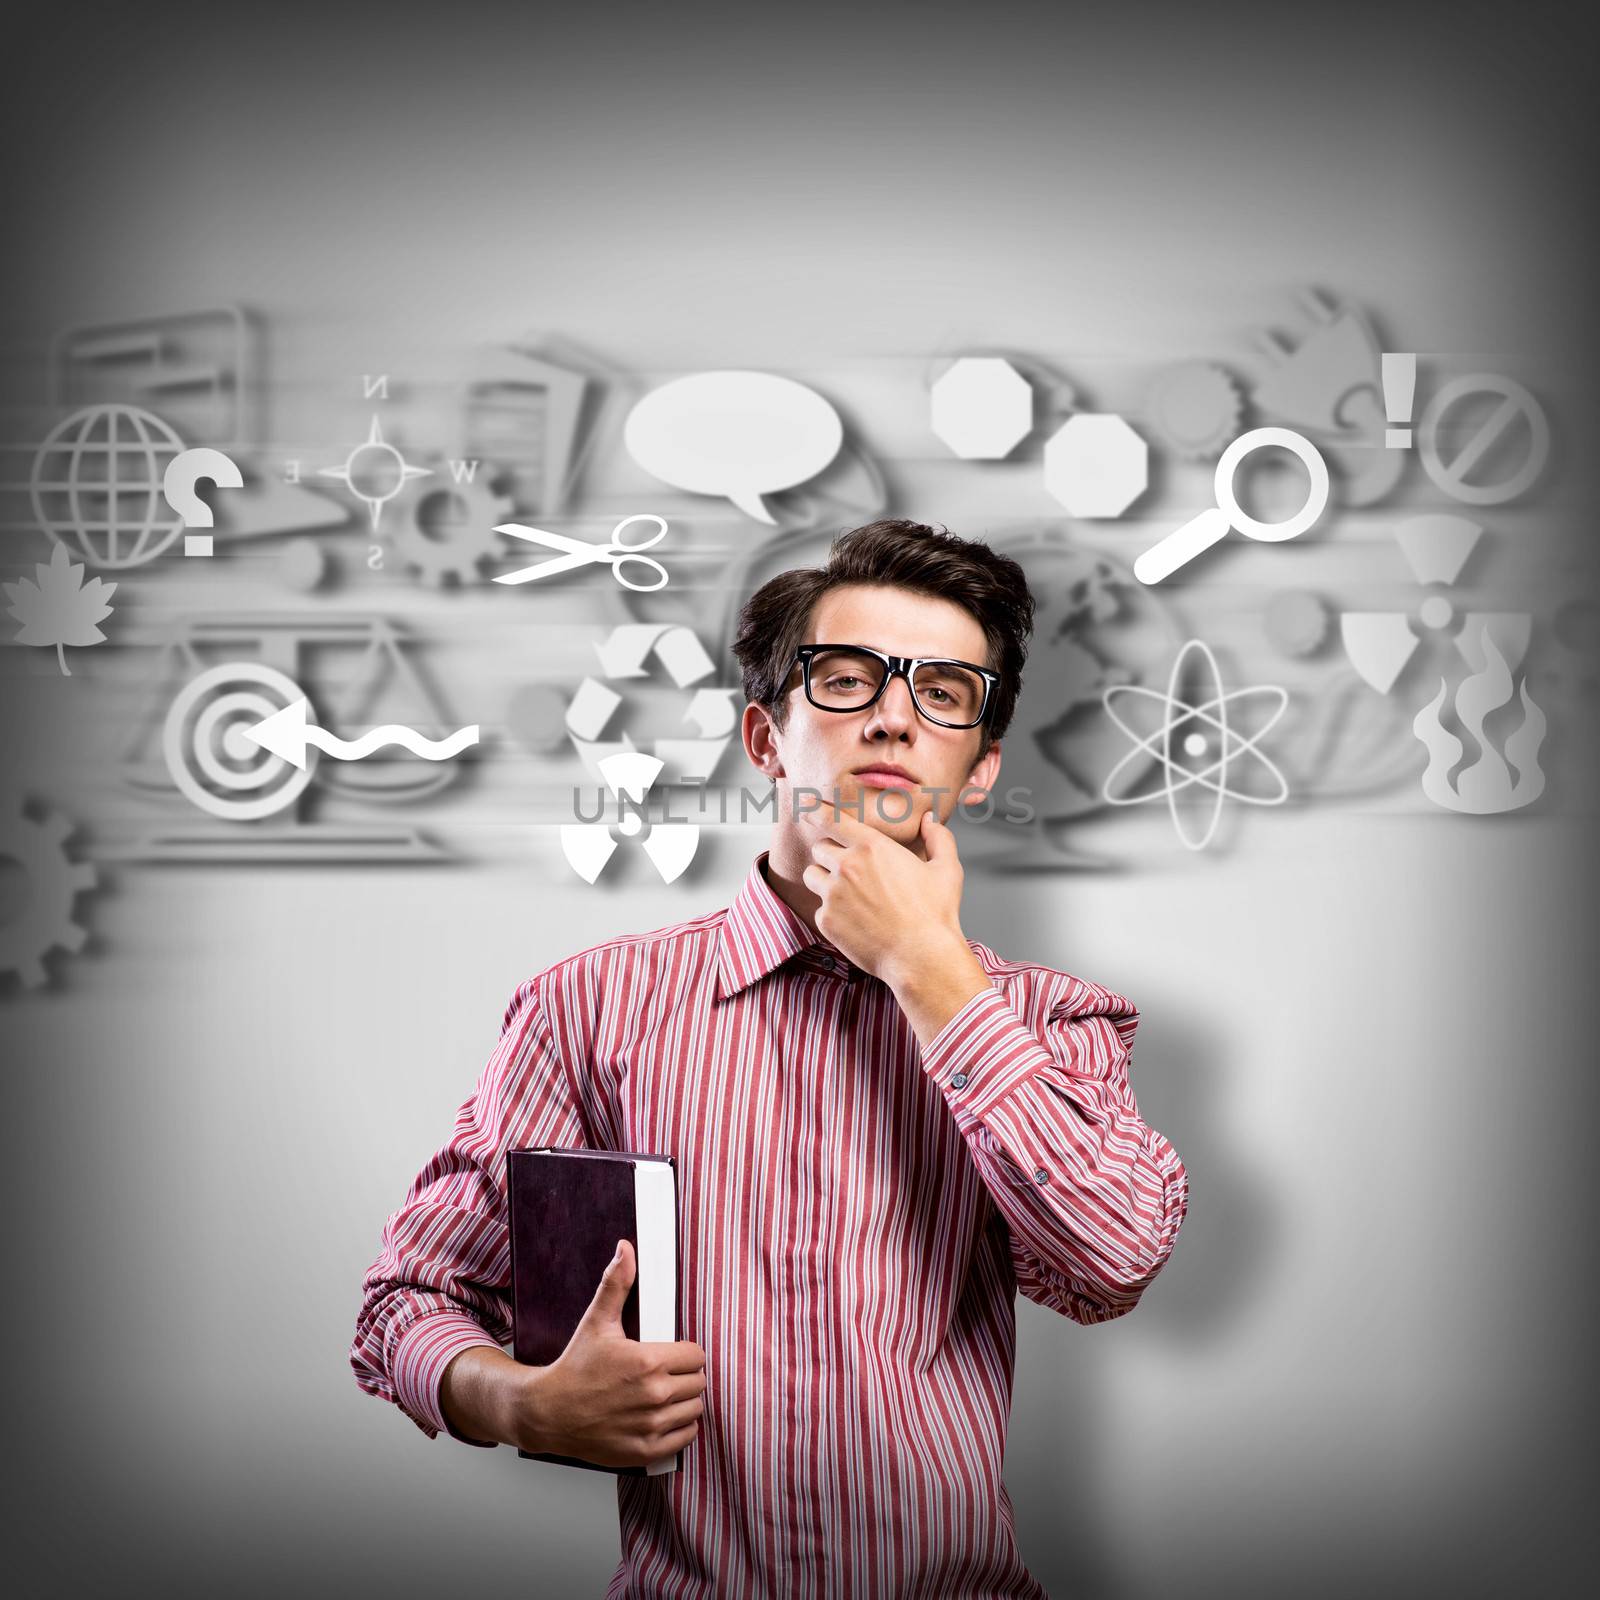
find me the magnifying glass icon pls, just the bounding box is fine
[1134,426,1331,585]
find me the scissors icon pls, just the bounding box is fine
[493,514,671,592]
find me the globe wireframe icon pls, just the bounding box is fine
[30,404,188,569]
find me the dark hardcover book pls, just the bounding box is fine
[507,1147,681,1477]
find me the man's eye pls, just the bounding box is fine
[828,675,862,690]
[925,686,952,702]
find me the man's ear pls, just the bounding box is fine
[962,739,1002,798]
[742,700,784,781]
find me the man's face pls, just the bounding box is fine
[742,583,1003,851]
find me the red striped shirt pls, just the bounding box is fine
[351,851,1188,1597]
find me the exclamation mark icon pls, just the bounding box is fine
[1382,353,1415,449]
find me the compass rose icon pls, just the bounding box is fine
[318,415,432,533]
[1101,638,1291,851]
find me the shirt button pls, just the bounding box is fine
[1033,1166,1049,1184]
[950,1071,969,1089]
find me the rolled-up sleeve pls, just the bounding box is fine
[349,978,590,1444]
[919,976,1187,1325]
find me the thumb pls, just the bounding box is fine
[580,1238,635,1333]
[921,806,956,862]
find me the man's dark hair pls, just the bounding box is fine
[732,519,1035,759]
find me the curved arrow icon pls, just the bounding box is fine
[241,696,479,770]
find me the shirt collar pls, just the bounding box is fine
[717,851,840,999]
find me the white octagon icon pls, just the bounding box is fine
[1044,414,1149,518]
[930,358,1033,460]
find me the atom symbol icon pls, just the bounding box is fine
[1101,638,1291,851]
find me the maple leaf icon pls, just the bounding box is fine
[4,541,118,676]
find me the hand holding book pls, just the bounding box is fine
[507,1147,694,1476]
[523,1239,706,1471]
[439,1239,705,1464]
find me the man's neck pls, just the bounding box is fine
[762,831,822,938]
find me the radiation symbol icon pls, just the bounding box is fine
[560,751,700,884]
[162,661,320,822]
[1339,514,1530,694]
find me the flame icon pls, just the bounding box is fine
[1412,623,1546,814]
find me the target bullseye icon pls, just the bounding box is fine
[163,662,320,821]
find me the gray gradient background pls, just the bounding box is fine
[3,3,1597,1596]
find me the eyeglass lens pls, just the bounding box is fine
[805,648,985,725]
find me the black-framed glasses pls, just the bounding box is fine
[788,644,999,730]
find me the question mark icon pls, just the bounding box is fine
[162,447,243,557]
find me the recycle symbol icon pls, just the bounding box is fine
[561,623,738,884]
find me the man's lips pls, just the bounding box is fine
[851,765,918,791]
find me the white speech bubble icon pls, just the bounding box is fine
[623,370,844,524]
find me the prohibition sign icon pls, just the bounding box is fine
[1417,374,1549,506]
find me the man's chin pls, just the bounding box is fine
[854,793,926,844]
[884,817,929,857]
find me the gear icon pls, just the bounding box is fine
[1143,362,1244,460]
[387,469,515,588]
[0,798,96,989]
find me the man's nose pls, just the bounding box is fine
[863,673,918,742]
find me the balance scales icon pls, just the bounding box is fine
[117,615,468,861]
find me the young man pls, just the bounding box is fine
[350,519,1188,1599]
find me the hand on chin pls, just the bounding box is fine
[840,778,925,854]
